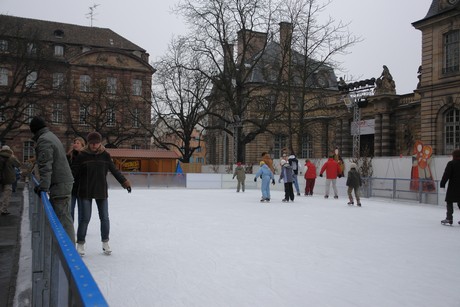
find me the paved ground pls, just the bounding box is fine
[0,184,24,307]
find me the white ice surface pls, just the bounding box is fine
[79,189,460,307]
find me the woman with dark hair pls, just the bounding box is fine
[67,137,86,222]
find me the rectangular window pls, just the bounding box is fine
[27,42,36,55]
[107,77,117,94]
[131,144,140,149]
[0,68,8,86]
[54,45,64,57]
[0,40,8,52]
[132,108,140,128]
[23,141,35,162]
[132,79,142,96]
[52,103,63,123]
[79,105,90,126]
[106,106,115,127]
[53,72,64,89]
[24,105,35,123]
[80,75,91,92]
[444,30,460,73]
[273,135,287,159]
[301,135,313,158]
[26,71,37,88]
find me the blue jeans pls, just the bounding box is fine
[293,174,300,194]
[70,194,84,224]
[77,198,110,243]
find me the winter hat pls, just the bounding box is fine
[349,163,357,169]
[237,162,242,166]
[87,131,102,144]
[1,145,12,153]
[29,116,47,134]
[259,161,265,166]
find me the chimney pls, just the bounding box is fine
[237,29,268,64]
[279,22,293,52]
[223,42,234,75]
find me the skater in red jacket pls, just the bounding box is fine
[319,156,342,199]
[304,159,317,196]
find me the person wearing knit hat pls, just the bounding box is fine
[346,162,362,207]
[29,116,47,134]
[72,131,132,256]
[30,116,76,242]
[440,149,460,225]
[86,131,102,144]
[0,145,21,215]
[232,162,246,192]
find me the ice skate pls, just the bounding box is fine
[441,219,453,226]
[334,196,338,199]
[77,243,85,256]
[357,203,361,207]
[102,241,112,255]
[324,195,328,199]
[347,201,354,206]
[282,199,288,202]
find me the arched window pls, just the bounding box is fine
[445,108,460,154]
[301,134,313,158]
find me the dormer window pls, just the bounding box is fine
[54,29,64,38]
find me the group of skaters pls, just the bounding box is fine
[233,148,460,227]
[0,116,132,256]
[233,150,363,206]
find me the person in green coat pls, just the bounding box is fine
[346,163,362,207]
[232,162,246,192]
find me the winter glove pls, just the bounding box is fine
[254,178,257,182]
[319,173,323,177]
[122,180,132,193]
[272,179,275,185]
[34,186,46,198]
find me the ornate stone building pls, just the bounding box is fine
[207,0,460,166]
[0,15,154,161]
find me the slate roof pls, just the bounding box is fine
[106,148,180,159]
[414,0,460,23]
[0,14,145,52]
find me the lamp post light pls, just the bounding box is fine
[339,78,375,159]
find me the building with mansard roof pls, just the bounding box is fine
[206,0,460,167]
[0,15,154,162]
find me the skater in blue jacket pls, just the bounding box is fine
[254,161,275,202]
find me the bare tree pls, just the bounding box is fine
[274,0,360,155]
[175,0,359,162]
[0,18,56,142]
[148,37,211,163]
[176,0,289,163]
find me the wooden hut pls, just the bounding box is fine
[105,148,179,173]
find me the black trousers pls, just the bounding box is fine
[284,183,294,201]
[446,202,460,220]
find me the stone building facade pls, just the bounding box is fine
[207,0,460,166]
[0,15,154,162]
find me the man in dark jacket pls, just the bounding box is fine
[72,131,131,256]
[440,149,460,225]
[0,145,21,215]
[30,116,76,243]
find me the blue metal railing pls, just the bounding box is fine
[30,175,108,306]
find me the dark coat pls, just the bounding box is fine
[279,164,294,183]
[67,149,81,196]
[440,158,460,202]
[33,127,74,196]
[288,155,299,175]
[73,145,128,199]
[346,169,362,189]
[0,149,20,184]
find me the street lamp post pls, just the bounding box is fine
[339,78,375,159]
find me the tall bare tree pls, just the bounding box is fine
[149,37,211,163]
[0,19,56,143]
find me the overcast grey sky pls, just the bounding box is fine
[2,0,432,94]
